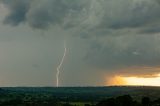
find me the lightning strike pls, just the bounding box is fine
[56,41,67,87]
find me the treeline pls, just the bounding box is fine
[58,95,160,106]
[1,94,160,106]
[95,95,160,106]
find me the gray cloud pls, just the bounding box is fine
[1,0,90,29]
[2,0,160,79]
[86,35,160,69]
[1,0,31,26]
[2,0,160,30]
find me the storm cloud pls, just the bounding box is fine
[1,0,90,29]
[2,0,160,30]
[1,0,160,85]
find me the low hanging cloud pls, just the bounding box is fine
[1,0,160,77]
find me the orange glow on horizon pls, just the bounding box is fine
[107,76,127,86]
[107,74,160,86]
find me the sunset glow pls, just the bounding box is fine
[107,74,160,86]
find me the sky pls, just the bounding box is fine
[0,0,160,86]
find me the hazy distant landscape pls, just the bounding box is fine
[0,86,160,106]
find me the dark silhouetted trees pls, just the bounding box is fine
[96,95,134,106]
[96,98,116,106]
[142,97,151,106]
[95,95,160,106]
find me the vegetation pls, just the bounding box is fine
[0,86,160,106]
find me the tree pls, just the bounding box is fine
[141,97,150,106]
[96,98,116,106]
[116,95,133,106]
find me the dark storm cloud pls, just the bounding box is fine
[1,0,160,31]
[26,0,68,29]
[2,0,160,77]
[1,0,90,29]
[1,0,31,26]
[105,1,160,29]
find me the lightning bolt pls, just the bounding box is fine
[56,41,67,87]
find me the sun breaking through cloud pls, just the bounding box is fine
[107,73,160,86]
